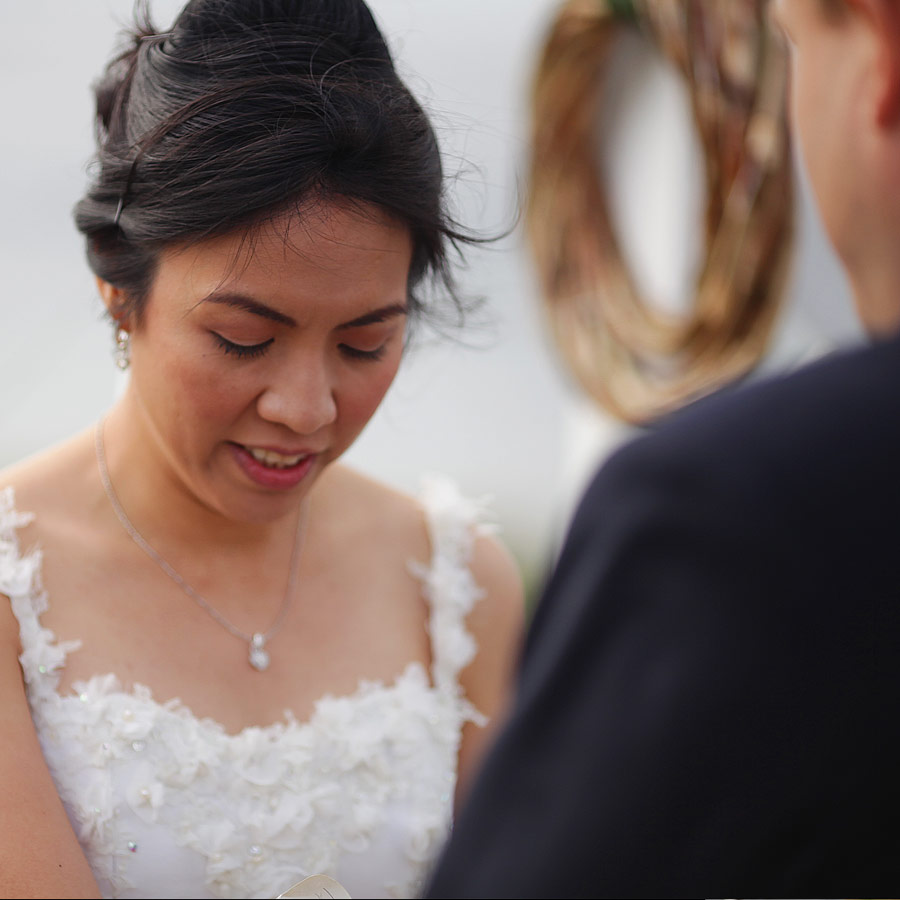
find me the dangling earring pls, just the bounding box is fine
[114,327,131,371]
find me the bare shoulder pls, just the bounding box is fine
[314,463,432,562]
[469,529,526,629]
[317,465,525,612]
[458,524,525,711]
[0,428,96,518]
[0,429,97,651]
[463,529,525,711]
[0,429,94,649]
[441,494,525,804]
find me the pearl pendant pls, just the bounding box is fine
[249,633,270,671]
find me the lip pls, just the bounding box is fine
[229,442,318,490]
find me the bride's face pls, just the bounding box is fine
[110,200,412,523]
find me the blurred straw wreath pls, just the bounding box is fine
[528,0,793,424]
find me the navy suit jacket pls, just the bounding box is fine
[425,332,900,898]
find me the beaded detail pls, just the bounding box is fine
[0,478,488,899]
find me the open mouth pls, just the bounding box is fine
[245,447,308,470]
[229,442,317,490]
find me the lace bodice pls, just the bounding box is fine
[0,478,488,899]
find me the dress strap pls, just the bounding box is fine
[0,486,80,697]
[409,476,493,705]
[0,486,39,599]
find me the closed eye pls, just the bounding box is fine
[339,343,388,362]
[212,333,274,359]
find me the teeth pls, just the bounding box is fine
[248,447,307,469]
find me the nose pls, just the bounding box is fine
[256,353,338,436]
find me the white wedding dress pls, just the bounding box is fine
[0,478,488,900]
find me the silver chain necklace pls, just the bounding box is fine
[95,419,307,671]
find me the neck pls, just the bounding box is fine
[847,259,900,338]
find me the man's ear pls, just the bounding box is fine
[853,0,900,126]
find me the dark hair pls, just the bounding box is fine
[74,0,475,327]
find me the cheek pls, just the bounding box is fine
[135,336,256,428]
[337,357,402,432]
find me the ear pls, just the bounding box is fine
[853,0,900,126]
[95,277,131,329]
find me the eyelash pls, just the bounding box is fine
[212,334,273,359]
[339,344,388,362]
[212,333,388,362]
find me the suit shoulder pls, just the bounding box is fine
[592,338,900,499]
[561,338,900,604]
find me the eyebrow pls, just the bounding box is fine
[336,303,408,330]
[201,292,296,326]
[200,293,408,329]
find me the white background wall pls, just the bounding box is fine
[0,1,861,593]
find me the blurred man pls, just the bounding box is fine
[426,1,900,896]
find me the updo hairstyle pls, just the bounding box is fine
[74,0,471,327]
